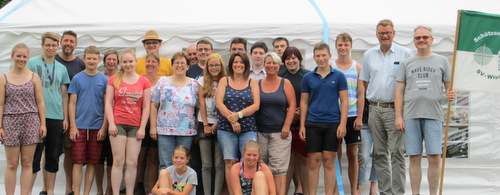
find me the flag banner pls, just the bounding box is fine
[454,10,500,93]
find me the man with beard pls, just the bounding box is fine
[187,45,198,66]
[186,39,214,80]
[55,30,86,195]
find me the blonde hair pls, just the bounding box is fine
[202,53,226,98]
[243,140,261,162]
[174,145,190,160]
[11,43,29,57]
[377,19,394,30]
[113,49,136,88]
[41,32,60,44]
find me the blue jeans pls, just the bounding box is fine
[217,130,257,160]
[157,135,194,170]
[358,123,377,184]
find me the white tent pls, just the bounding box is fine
[1,0,500,193]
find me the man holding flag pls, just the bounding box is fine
[394,25,455,195]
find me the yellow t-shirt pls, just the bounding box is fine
[135,56,173,76]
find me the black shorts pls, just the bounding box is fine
[340,117,361,145]
[305,121,340,153]
[141,120,158,148]
[99,136,113,166]
[33,119,63,173]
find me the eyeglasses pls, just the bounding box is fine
[144,41,160,45]
[197,48,212,52]
[173,61,187,65]
[43,44,58,48]
[377,31,393,36]
[208,63,221,67]
[414,36,431,40]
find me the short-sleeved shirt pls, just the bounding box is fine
[151,77,198,136]
[301,66,348,123]
[136,56,173,76]
[165,165,198,195]
[68,72,108,129]
[27,56,71,120]
[249,67,266,80]
[108,75,151,126]
[186,63,204,80]
[197,77,218,124]
[55,54,85,80]
[396,54,451,121]
[359,43,412,102]
[278,65,310,106]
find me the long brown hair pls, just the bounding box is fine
[113,49,136,89]
[202,53,226,98]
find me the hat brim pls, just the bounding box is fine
[142,38,163,43]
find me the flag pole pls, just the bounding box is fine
[439,9,461,195]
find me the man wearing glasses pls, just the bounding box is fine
[186,39,214,80]
[359,19,412,195]
[394,25,454,195]
[135,30,173,76]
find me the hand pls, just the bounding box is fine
[40,125,47,139]
[62,119,69,133]
[136,128,145,140]
[353,117,363,131]
[227,112,239,124]
[97,128,107,141]
[292,108,300,124]
[299,126,306,141]
[337,124,346,139]
[447,90,456,101]
[70,127,79,142]
[395,116,405,132]
[108,124,118,137]
[0,128,4,142]
[281,126,290,139]
[150,127,158,141]
[204,125,212,136]
[231,122,241,134]
[210,124,217,135]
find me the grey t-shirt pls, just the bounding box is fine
[166,165,198,195]
[396,54,451,121]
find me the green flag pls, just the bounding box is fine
[454,10,500,92]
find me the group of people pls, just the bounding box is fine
[0,18,456,195]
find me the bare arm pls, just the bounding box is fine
[337,89,348,138]
[261,164,277,195]
[105,85,117,136]
[299,92,309,141]
[68,94,78,141]
[394,82,406,132]
[281,79,296,139]
[445,82,455,101]
[150,102,159,141]
[34,74,46,138]
[0,76,6,142]
[136,88,151,140]
[215,77,231,119]
[61,84,69,132]
[97,93,108,141]
[355,63,364,131]
[198,83,211,135]
[230,163,243,195]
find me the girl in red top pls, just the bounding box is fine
[105,49,151,195]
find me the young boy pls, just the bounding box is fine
[68,45,109,195]
[299,42,348,195]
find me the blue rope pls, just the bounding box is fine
[309,0,329,44]
[0,0,26,22]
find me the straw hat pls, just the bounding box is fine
[142,30,163,43]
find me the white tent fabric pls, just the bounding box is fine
[1,0,500,193]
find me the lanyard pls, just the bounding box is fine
[41,56,56,86]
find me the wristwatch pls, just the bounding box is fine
[238,112,243,119]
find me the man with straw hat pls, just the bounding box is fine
[135,30,173,76]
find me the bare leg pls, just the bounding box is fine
[147,148,159,193]
[72,164,84,195]
[323,151,338,195]
[124,137,142,195]
[224,159,238,195]
[106,165,113,195]
[346,144,359,195]
[274,175,286,195]
[427,155,441,195]
[20,144,37,195]
[96,164,105,195]
[307,152,322,195]
[45,171,57,195]
[297,154,309,195]
[409,155,422,195]
[285,151,295,195]
[110,135,127,195]
[4,146,21,195]
[252,171,269,195]
[158,169,173,189]
[64,147,74,195]
[83,163,96,195]
[135,147,148,194]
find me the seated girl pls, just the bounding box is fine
[152,145,197,195]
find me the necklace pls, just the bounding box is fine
[41,55,56,91]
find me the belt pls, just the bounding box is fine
[370,102,395,108]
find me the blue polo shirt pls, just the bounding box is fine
[301,66,348,123]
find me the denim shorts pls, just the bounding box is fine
[217,130,257,160]
[404,118,443,155]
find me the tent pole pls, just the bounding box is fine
[439,9,461,195]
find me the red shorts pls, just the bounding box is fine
[71,129,103,164]
[291,127,307,157]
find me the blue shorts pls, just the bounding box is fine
[217,130,257,160]
[404,118,443,155]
